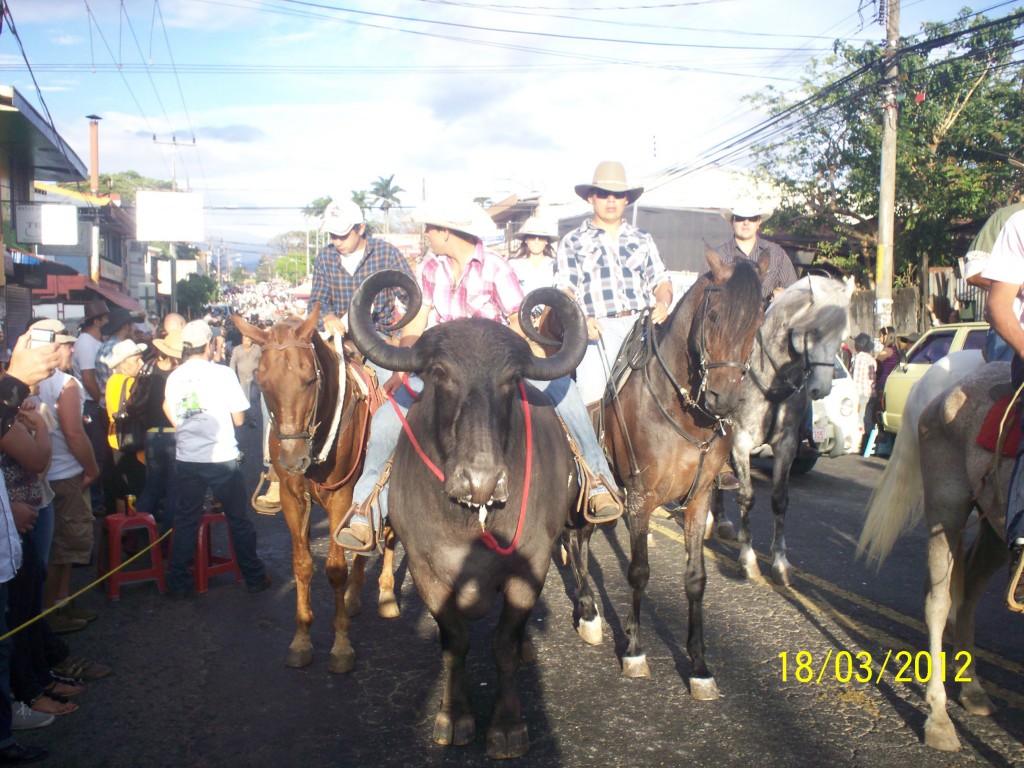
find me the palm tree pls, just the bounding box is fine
[370,174,404,235]
[351,190,370,215]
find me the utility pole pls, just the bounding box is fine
[875,0,900,332]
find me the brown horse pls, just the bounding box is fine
[561,249,767,700]
[233,309,398,674]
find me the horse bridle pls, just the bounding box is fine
[748,327,834,404]
[263,341,324,443]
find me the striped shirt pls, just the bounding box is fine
[418,243,523,327]
[554,218,669,319]
[715,237,797,303]
[309,236,414,331]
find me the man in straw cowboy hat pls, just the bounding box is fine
[335,200,623,552]
[554,161,673,406]
[715,199,797,306]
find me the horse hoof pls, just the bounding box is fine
[960,685,997,716]
[715,521,737,541]
[328,649,356,674]
[689,676,719,700]
[771,565,791,588]
[622,654,650,678]
[378,592,400,619]
[486,723,529,759]
[285,647,312,668]
[433,712,475,746]
[742,561,762,580]
[520,637,537,664]
[345,597,362,618]
[924,716,961,752]
[577,614,603,646]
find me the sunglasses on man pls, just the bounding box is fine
[592,189,629,200]
[732,215,760,223]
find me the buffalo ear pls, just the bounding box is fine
[231,314,269,346]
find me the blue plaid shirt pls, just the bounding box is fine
[308,236,414,332]
[554,218,668,319]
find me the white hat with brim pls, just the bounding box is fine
[320,200,364,237]
[721,199,775,223]
[574,161,644,204]
[411,202,498,241]
[108,339,147,370]
[29,318,76,345]
[515,217,558,241]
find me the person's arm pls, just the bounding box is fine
[57,381,100,488]
[0,418,50,475]
[231,410,246,427]
[651,280,673,325]
[80,367,102,401]
[163,397,177,428]
[988,280,1024,358]
[380,304,431,395]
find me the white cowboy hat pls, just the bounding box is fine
[320,200,364,237]
[574,161,644,204]
[515,217,558,241]
[411,201,498,240]
[108,339,148,370]
[720,198,775,223]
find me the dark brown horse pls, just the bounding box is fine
[560,249,767,699]
[233,309,398,674]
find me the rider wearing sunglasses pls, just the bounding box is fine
[715,201,797,307]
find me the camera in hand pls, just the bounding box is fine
[28,329,55,349]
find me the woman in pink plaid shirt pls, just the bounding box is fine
[851,333,876,446]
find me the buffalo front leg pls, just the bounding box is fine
[486,587,536,759]
[433,610,475,748]
[622,497,653,678]
[565,524,602,645]
[280,475,315,669]
[684,491,718,700]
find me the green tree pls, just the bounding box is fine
[59,170,172,204]
[746,7,1024,285]
[275,251,308,285]
[303,196,333,218]
[351,190,370,214]
[176,272,219,318]
[370,174,404,234]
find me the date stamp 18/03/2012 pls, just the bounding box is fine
[777,650,972,685]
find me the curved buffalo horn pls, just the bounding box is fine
[519,288,588,381]
[348,269,428,373]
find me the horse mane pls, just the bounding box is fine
[765,275,850,339]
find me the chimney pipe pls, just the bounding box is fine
[86,115,101,195]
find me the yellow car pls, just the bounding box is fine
[879,322,988,433]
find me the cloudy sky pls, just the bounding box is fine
[2,0,992,262]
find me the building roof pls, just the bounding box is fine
[0,87,87,182]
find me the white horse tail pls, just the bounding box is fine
[857,418,923,568]
[857,350,986,569]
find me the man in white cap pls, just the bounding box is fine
[715,200,797,306]
[335,201,623,551]
[555,161,674,406]
[162,320,268,597]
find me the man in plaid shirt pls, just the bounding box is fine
[555,162,674,405]
[335,201,623,552]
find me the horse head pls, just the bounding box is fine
[349,270,587,507]
[234,307,336,474]
[682,248,769,416]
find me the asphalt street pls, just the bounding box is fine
[25,417,1024,768]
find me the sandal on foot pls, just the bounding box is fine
[30,693,78,716]
[51,655,111,682]
[45,680,84,697]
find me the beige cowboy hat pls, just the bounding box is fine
[515,217,558,241]
[574,161,644,204]
[720,198,775,223]
[153,329,184,359]
[411,201,498,240]
[29,318,76,345]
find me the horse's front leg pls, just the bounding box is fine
[325,491,356,674]
[733,450,760,579]
[769,436,797,586]
[565,524,602,645]
[622,493,653,678]
[376,526,400,619]
[487,582,536,759]
[433,609,475,748]
[683,489,718,700]
[280,473,315,669]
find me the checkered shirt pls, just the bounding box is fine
[418,243,523,327]
[852,351,876,398]
[714,237,797,302]
[554,218,668,319]
[308,236,413,331]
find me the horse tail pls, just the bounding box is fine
[857,417,923,568]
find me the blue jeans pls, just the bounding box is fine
[0,583,14,748]
[986,328,1014,363]
[32,503,53,569]
[167,460,265,593]
[137,430,178,534]
[350,374,615,527]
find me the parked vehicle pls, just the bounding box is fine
[879,322,988,433]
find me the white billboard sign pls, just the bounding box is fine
[15,203,79,245]
[136,191,204,242]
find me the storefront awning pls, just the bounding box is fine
[33,274,140,312]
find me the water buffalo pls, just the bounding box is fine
[348,270,587,759]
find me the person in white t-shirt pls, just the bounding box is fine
[979,208,1024,611]
[162,320,268,597]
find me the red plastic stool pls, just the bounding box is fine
[99,510,167,600]
[191,511,241,594]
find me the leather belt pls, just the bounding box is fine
[606,310,640,319]
[147,427,175,433]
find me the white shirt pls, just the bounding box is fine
[165,357,250,463]
[34,371,86,482]
[512,257,555,296]
[72,332,102,402]
[981,209,1024,328]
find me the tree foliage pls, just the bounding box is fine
[59,170,172,205]
[176,272,219,318]
[747,7,1024,285]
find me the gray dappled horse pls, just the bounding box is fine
[858,356,1009,752]
[710,275,852,585]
